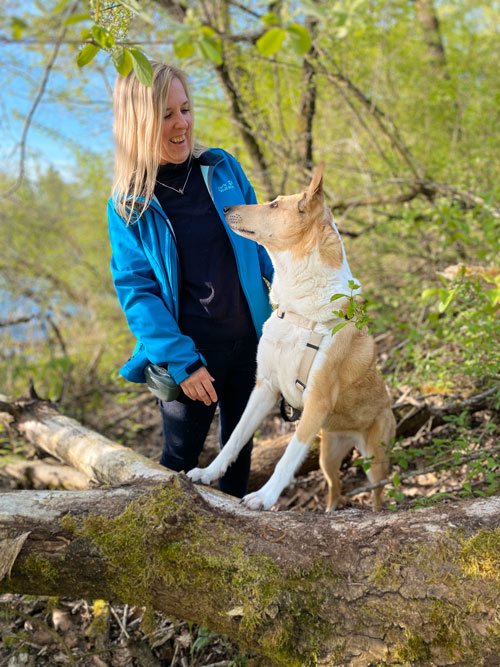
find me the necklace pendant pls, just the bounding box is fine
[178,189,184,195]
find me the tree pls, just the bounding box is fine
[2,397,500,666]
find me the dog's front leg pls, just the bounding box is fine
[242,399,326,510]
[187,379,279,486]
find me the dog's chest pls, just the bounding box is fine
[257,315,314,408]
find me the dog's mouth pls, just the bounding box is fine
[230,224,255,235]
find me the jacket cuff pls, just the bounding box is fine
[185,359,205,376]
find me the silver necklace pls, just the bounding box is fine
[156,164,192,195]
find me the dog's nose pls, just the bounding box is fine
[223,206,231,214]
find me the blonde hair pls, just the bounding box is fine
[112,62,203,224]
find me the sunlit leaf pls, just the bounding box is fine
[112,46,133,77]
[91,25,115,49]
[53,0,71,13]
[11,17,28,40]
[129,48,153,86]
[76,43,100,67]
[116,0,154,24]
[262,12,279,26]
[287,24,311,55]
[256,27,286,56]
[64,13,91,25]
[331,321,348,335]
[198,36,222,64]
[174,40,195,59]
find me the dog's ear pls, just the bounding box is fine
[307,162,324,200]
[298,162,325,213]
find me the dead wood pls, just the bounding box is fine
[2,397,500,665]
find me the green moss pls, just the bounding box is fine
[394,631,432,663]
[59,480,336,665]
[457,528,500,582]
[59,512,79,534]
[21,554,58,584]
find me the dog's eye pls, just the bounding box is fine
[270,201,278,208]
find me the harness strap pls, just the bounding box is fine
[276,308,324,392]
[295,330,324,392]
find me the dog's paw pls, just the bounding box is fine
[242,490,276,511]
[186,466,220,485]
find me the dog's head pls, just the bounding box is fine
[224,163,342,266]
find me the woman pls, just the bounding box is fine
[107,62,273,497]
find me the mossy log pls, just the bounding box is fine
[2,399,500,665]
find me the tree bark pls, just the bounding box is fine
[3,399,500,665]
[414,0,448,72]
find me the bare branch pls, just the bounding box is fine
[0,4,78,200]
[0,315,37,328]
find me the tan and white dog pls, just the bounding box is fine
[187,164,395,511]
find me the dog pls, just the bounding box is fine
[187,164,395,511]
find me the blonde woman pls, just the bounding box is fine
[108,62,273,497]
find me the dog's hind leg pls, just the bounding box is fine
[320,432,356,511]
[187,379,279,487]
[359,409,393,511]
[242,396,327,510]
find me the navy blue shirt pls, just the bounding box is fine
[154,157,254,346]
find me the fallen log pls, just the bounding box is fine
[2,397,500,666]
[1,458,90,490]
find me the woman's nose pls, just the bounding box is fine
[173,111,188,128]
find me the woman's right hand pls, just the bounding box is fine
[180,367,218,406]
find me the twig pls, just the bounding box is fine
[0,605,76,665]
[347,443,500,497]
[1,8,75,200]
[110,603,130,639]
[0,315,37,328]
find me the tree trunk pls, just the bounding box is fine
[414,0,448,73]
[2,399,500,665]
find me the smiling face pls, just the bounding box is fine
[159,77,192,164]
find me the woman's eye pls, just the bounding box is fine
[270,201,278,208]
[182,108,190,114]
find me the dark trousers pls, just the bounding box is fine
[159,333,257,498]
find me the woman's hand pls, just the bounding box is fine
[180,367,218,406]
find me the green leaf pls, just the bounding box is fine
[348,279,360,290]
[421,287,440,302]
[129,48,153,86]
[287,24,311,55]
[346,302,355,319]
[112,46,133,77]
[53,0,71,13]
[116,0,154,24]
[331,321,348,335]
[301,0,327,20]
[64,13,91,25]
[262,12,279,26]
[393,472,400,487]
[174,40,195,59]
[11,17,28,40]
[198,36,222,64]
[200,26,217,38]
[256,27,286,56]
[91,25,115,49]
[330,293,347,301]
[76,43,100,67]
[438,289,454,313]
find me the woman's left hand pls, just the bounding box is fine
[180,367,218,406]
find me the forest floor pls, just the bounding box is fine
[1,378,499,666]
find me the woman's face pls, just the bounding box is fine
[159,77,192,165]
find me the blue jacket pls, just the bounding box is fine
[108,148,273,384]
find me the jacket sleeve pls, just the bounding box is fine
[225,153,274,284]
[107,200,204,384]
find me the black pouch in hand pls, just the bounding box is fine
[144,364,180,402]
